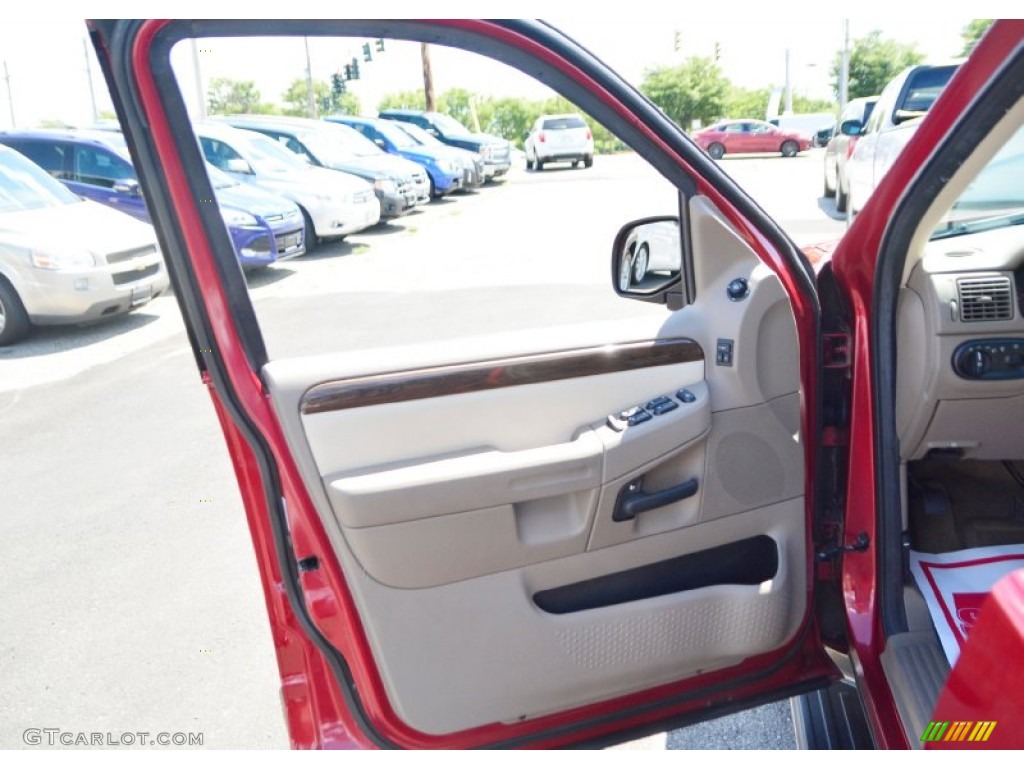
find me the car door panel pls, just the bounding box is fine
[257,194,808,734]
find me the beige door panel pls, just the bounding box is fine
[256,195,808,736]
[350,497,805,735]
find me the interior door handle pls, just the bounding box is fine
[613,477,699,522]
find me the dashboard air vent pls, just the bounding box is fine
[957,276,1013,322]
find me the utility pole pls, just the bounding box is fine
[784,49,793,115]
[421,43,435,112]
[190,38,206,120]
[3,61,14,129]
[839,19,850,111]
[304,37,317,119]
[83,39,99,123]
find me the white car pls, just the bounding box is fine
[524,113,594,171]
[844,63,959,220]
[193,122,380,248]
[0,144,169,345]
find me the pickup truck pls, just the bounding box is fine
[378,109,512,180]
[844,63,959,219]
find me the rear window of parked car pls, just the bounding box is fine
[542,117,587,130]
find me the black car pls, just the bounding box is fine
[378,109,512,180]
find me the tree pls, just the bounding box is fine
[960,19,993,57]
[378,90,426,111]
[724,86,772,120]
[206,77,278,115]
[830,31,924,100]
[639,57,728,130]
[282,78,359,117]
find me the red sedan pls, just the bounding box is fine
[692,119,813,159]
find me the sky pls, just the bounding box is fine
[0,8,1009,130]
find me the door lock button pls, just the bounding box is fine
[676,389,697,403]
[651,400,678,415]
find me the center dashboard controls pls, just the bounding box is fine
[952,338,1024,380]
[606,387,698,432]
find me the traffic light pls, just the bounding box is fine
[343,64,353,81]
[351,57,360,80]
[362,42,372,62]
[331,72,343,97]
[673,31,681,52]
[374,38,385,53]
[714,42,721,62]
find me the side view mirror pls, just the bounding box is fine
[426,128,440,138]
[374,138,387,149]
[893,109,927,126]
[612,216,683,304]
[112,179,141,196]
[839,119,865,137]
[225,158,252,174]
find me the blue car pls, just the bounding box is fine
[323,116,463,198]
[0,129,305,269]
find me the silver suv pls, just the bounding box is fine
[0,145,168,346]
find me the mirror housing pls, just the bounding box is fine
[611,216,683,306]
[374,138,387,149]
[112,179,141,196]
[839,119,864,137]
[225,158,252,174]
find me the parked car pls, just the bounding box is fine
[691,119,813,159]
[524,113,594,171]
[93,18,1024,750]
[378,109,512,180]
[323,115,463,198]
[822,96,879,212]
[0,129,305,269]
[843,63,959,219]
[0,143,168,345]
[193,122,380,247]
[387,120,485,190]
[213,115,426,218]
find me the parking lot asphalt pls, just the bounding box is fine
[1,149,843,749]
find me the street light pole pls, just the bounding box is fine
[304,37,317,119]
[784,49,793,115]
[190,38,206,120]
[3,60,14,129]
[83,39,99,123]
[839,19,850,111]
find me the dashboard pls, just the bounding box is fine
[896,226,1024,461]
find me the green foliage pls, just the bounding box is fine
[378,90,427,111]
[639,57,729,130]
[830,30,924,100]
[724,86,772,119]
[207,77,279,115]
[960,20,993,57]
[282,78,360,117]
[792,93,836,114]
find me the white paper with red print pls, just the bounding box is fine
[910,545,1024,666]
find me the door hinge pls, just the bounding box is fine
[823,333,851,369]
[816,532,870,562]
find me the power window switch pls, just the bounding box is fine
[716,339,734,367]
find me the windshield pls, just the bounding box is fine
[394,122,442,147]
[374,121,418,149]
[932,124,1024,240]
[430,113,473,137]
[0,148,82,213]
[240,133,308,173]
[303,127,382,164]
